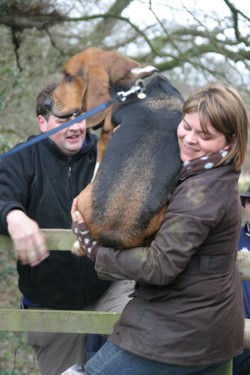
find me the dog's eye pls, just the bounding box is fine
[64,73,73,82]
[77,68,84,78]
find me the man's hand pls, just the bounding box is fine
[7,210,49,266]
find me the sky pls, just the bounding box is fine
[123,0,250,25]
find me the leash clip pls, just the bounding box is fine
[116,79,146,102]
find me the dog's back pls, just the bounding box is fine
[78,73,184,248]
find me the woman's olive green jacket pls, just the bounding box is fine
[95,163,244,366]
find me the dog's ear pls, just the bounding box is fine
[107,53,140,83]
[85,54,138,102]
[85,66,112,127]
[106,50,157,85]
[84,52,141,126]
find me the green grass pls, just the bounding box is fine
[0,332,39,374]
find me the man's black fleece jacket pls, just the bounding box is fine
[0,132,111,309]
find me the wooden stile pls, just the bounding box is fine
[1,230,250,374]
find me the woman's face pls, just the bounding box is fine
[177,112,230,162]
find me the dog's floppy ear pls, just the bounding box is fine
[85,66,112,127]
[84,48,142,127]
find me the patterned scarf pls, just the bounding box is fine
[179,149,230,181]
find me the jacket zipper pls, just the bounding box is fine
[68,164,72,178]
[68,160,75,200]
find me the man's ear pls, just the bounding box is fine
[37,115,47,132]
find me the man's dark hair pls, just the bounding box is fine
[36,81,59,120]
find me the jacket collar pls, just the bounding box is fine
[179,150,230,181]
[43,130,96,161]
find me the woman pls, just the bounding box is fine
[69,82,249,375]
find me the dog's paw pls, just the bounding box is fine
[71,240,87,257]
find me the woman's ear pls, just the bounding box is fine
[224,134,237,150]
[37,115,47,132]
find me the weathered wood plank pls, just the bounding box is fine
[0,229,75,251]
[0,306,239,375]
[0,309,120,334]
[214,360,232,375]
[0,308,249,348]
[1,230,250,278]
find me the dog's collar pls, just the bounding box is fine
[111,70,159,103]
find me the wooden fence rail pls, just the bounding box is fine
[1,230,250,375]
[0,230,121,335]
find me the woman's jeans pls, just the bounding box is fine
[84,341,227,375]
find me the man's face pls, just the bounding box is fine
[38,114,87,157]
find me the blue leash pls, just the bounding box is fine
[0,79,146,160]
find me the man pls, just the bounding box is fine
[0,81,134,375]
[233,186,250,375]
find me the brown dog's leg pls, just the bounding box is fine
[96,108,114,163]
[77,183,93,223]
[71,183,94,256]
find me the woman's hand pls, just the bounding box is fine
[71,198,99,261]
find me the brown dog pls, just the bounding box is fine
[51,47,184,250]
[52,47,157,163]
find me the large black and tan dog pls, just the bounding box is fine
[51,47,184,249]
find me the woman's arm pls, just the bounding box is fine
[72,177,224,285]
